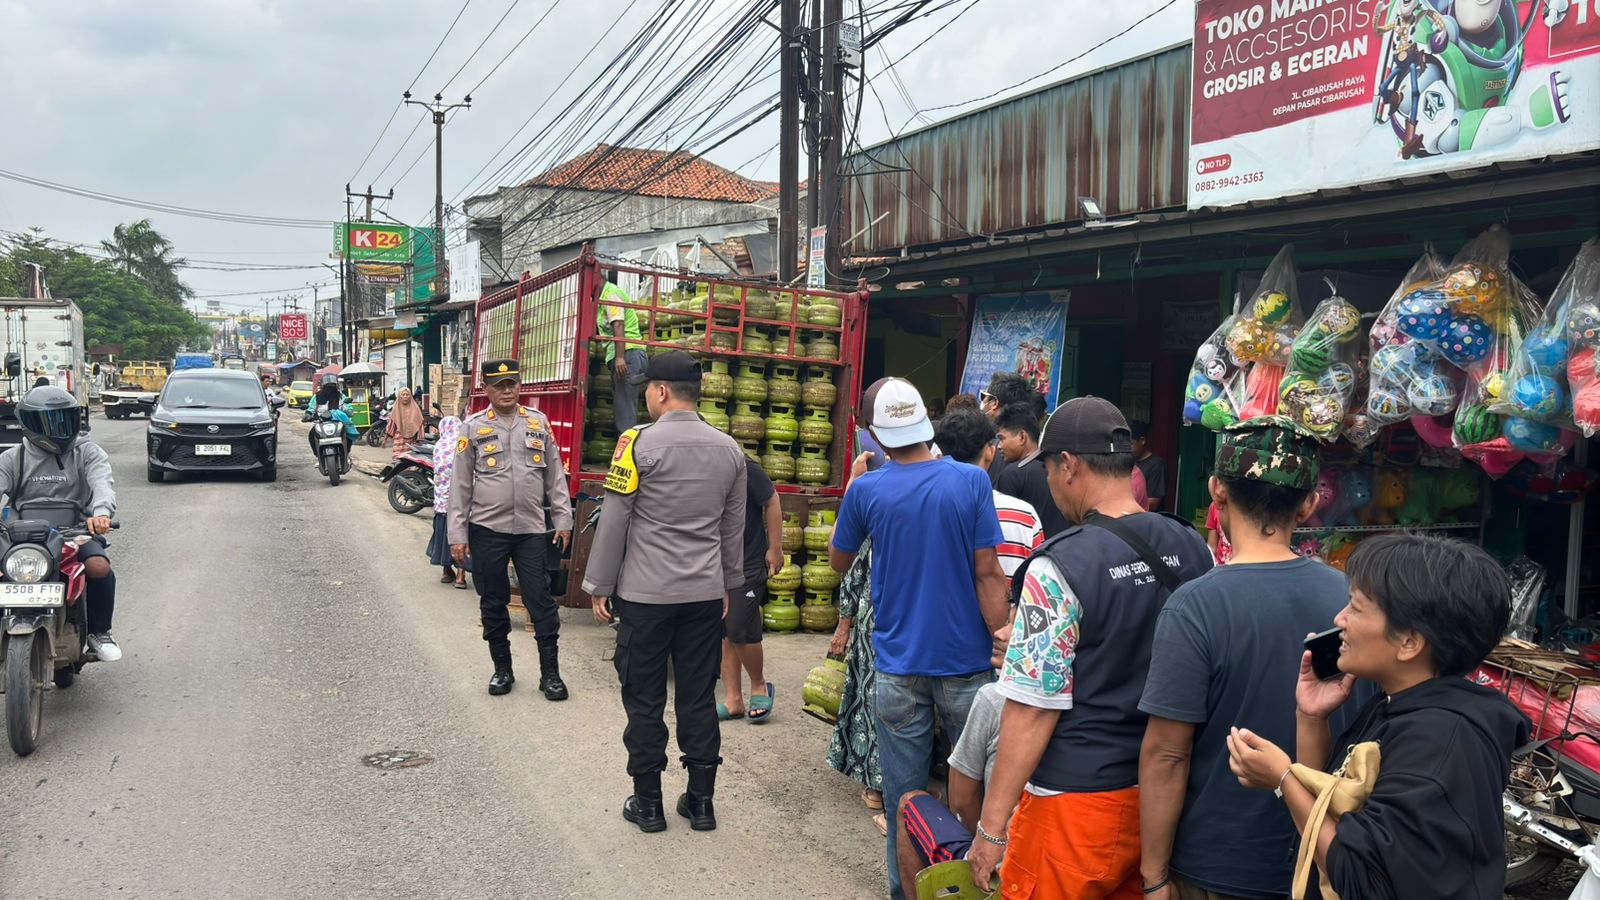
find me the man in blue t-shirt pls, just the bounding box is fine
[1137,419,1369,900]
[830,376,1009,900]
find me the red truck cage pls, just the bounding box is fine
[467,245,870,606]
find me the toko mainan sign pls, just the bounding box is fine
[1189,0,1600,209]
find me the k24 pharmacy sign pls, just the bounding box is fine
[1189,0,1600,209]
[335,223,412,263]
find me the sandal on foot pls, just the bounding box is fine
[862,789,883,811]
[874,813,888,836]
[749,682,775,723]
[717,701,745,721]
[454,578,470,590]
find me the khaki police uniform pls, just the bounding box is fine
[448,360,573,695]
[582,356,745,811]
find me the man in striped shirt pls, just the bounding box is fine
[936,408,1043,578]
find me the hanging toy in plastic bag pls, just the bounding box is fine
[1366,249,1447,431]
[1523,237,1600,437]
[1231,246,1305,424]
[1441,262,1506,318]
[1184,315,1246,426]
[1278,283,1362,441]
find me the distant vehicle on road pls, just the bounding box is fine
[146,368,284,483]
[220,354,246,371]
[101,361,169,419]
[286,380,314,408]
[0,285,87,443]
[172,353,213,372]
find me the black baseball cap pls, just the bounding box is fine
[633,350,701,384]
[1038,396,1132,455]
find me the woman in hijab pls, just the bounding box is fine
[426,415,468,588]
[386,387,425,458]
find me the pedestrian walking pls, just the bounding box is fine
[1138,419,1366,900]
[597,272,647,433]
[978,372,1041,482]
[966,396,1213,899]
[1226,534,1529,900]
[827,540,884,824]
[720,456,784,722]
[447,360,573,700]
[387,386,425,458]
[426,415,469,589]
[829,376,1010,900]
[584,350,746,835]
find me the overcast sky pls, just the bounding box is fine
[0,0,1189,309]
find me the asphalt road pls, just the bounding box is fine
[0,416,887,899]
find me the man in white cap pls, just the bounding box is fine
[830,376,1011,900]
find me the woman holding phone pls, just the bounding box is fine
[1226,533,1529,899]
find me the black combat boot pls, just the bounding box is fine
[487,641,514,696]
[622,773,667,833]
[536,638,568,701]
[676,763,717,831]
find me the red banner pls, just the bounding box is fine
[278,314,308,341]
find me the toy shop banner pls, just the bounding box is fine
[958,292,1070,409]
[1189,0,1599,210]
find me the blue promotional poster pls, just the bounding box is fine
[958,292,1069,408]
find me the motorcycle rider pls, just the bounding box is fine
[304,374,356,467]
[0,387,120,660]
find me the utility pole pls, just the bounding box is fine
[778,0,801,282]
[343,184,394,366]
[807,0,823,235]
[819,0,845,283]
[403,91,470,390]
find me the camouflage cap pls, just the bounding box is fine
[1214,415,1320,491]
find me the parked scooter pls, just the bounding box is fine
[303,407,351,486]
[0,500,115,756]
[378,440,436,514]
[365,392,394,447]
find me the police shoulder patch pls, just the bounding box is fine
[604,427,643,494]
[456,436,469,452]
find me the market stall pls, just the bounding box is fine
[339,361,387,432]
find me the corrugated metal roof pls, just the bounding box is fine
[842,45,1190,255]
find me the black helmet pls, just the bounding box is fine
[18,386,83,456]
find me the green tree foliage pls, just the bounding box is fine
[2,229,210,360]
[100,218,192,303]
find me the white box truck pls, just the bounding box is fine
[0,296,88,444]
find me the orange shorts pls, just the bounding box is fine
[998,787,1142,900]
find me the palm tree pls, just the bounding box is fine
[101,219,192,303]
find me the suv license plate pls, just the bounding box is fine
[196,444,232,456]
[1,582,65,607]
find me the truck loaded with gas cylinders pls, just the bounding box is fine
[465,247,868,631]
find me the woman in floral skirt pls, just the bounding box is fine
[826,540,884,830]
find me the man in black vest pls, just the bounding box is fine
[965,397,1212,897]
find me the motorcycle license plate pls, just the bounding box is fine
[196,444,231,456]
[0,582,64,607]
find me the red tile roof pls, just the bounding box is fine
[523,144,777,203]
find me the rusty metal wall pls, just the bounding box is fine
[843,46,1190,255]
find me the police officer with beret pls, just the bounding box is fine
[448,359,573,699]
[584,350,747,835]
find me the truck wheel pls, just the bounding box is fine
[5,632,46,756]
[147,465,164,484]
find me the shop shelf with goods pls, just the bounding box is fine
[464,246,868,609]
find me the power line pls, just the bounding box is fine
[347,103,403,184]
[466,0,569,97]
[911,0,1180,119]
[0,168,332,229]
[408,0,476,94]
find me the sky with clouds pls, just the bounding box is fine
[0,0,1189,309]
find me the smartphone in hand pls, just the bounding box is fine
[1304,627,1344,681]
[855,429,887,472]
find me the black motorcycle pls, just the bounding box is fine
[378,440,436,515]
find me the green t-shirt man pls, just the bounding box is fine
[596,282,646,365]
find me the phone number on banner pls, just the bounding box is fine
[1195,171,1265,192]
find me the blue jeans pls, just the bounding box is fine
[875,669,994,900]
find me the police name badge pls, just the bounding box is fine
[605,428,642,494]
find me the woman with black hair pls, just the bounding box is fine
[1227,533,1530,899]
